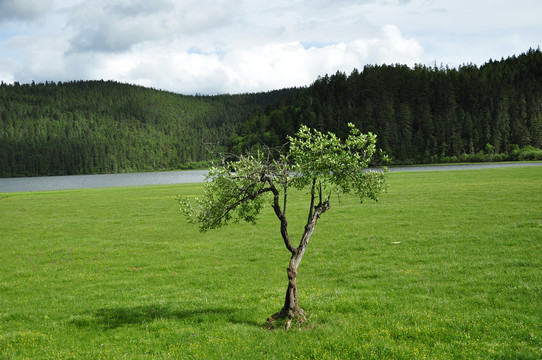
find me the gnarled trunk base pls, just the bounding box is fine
[266,306,306,330]
[266,264,307,330]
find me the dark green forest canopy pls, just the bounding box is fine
[237,48,542,164]
[0,80,293,177]
[1,48,542,177]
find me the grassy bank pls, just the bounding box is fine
[1,167,541,359]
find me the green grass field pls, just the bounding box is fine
[1,167,541,359]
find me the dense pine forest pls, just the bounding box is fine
[0,81,291,177]
[235,48,542,164]
[1,48,542,177]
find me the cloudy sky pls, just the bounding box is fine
[0,0,540,95]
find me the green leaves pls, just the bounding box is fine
[288,123,388,202]
[178,160,268,232]
[179,124,387,231]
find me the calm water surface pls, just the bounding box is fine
[0,170,208,192]
[1,163,541,193]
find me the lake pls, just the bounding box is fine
[0,170,208,193]
[1,163,541,193]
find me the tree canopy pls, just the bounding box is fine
[178,124,387,328]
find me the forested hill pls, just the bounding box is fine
[234,48,542,164]
[0,80,291,177]
[2,48,542,177]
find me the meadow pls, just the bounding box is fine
[0,167,541,359]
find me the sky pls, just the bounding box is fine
[0,0,541,95]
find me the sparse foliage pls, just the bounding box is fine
[178,123,387,328]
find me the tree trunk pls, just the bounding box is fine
[267,182,330,329]
[267,207,323,328]
[267,256,306,329]
[284,260,300,316]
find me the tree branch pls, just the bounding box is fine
[294,198,330,268]
[269,179,296,254]
[210,185,273,226]
[306,178,316,229]
[283,183,288,216]
[319,181,323,204]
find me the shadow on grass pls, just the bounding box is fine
[69,305,262,329]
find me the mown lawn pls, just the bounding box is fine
[1,167,541,359]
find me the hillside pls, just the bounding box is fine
[2,48,542,177]
[234,48,542,164]
[0,81,290,177]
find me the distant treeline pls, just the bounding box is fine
[1,48,542,177]
[235,48,542,164]
[0,80,290,177]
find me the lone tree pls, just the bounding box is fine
[178,123,387,329]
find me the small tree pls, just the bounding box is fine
[178,123,387,328]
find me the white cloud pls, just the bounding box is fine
[0,0,540,94]
[63,25,422,94]
[66,0,241,53]
[0,58,17,83]
[0,0,53,22]
[375,25,423,65]
[363,0,542,67]
[0,31,70,82]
